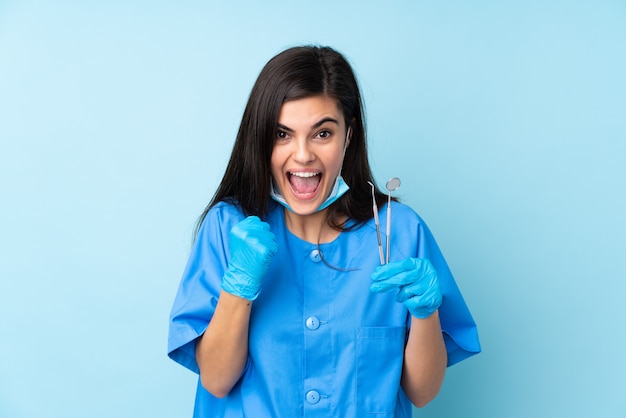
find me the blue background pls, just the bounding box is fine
[1,1,625,417]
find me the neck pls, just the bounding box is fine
[283,208,342,244]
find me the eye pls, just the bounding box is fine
[316,129,333,139]
[276,130,289,141]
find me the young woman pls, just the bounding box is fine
[168,45,480,417]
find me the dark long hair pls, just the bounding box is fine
[196,45,387,237]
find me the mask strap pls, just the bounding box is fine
[340,127,351,176]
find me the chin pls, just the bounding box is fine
[287,204,320,216]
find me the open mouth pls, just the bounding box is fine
[288,171,321,197]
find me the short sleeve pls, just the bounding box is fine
[411,209,481,366]
[167,203,245,373]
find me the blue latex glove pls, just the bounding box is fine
[221,216,279,301]
[370,258,442,319]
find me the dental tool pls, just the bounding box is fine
[385,177,401,264]
[367,181,385,265]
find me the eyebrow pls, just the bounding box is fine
[277,117,340,133]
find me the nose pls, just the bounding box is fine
[292,138,315,164]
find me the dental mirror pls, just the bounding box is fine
[385,177,401,192]
[385,177,401,264]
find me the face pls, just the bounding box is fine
[271,95,349,216]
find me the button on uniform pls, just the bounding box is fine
[309,249,322,263]
[306,390,320,404]
[303,250,326,410]
[305,316,320,330]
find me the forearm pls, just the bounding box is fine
[195,290,252,398]
[401,310,447,408]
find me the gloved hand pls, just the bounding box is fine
[370,258,442,319]
[221,216,279,301]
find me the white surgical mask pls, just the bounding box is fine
[270,175,350,213]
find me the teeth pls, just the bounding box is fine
[290,172,319,178]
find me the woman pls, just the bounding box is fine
[168,45,480,417]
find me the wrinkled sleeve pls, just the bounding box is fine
[167,203,242,374]
[413,212,481,366]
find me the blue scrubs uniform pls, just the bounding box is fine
[168,201,480,417]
